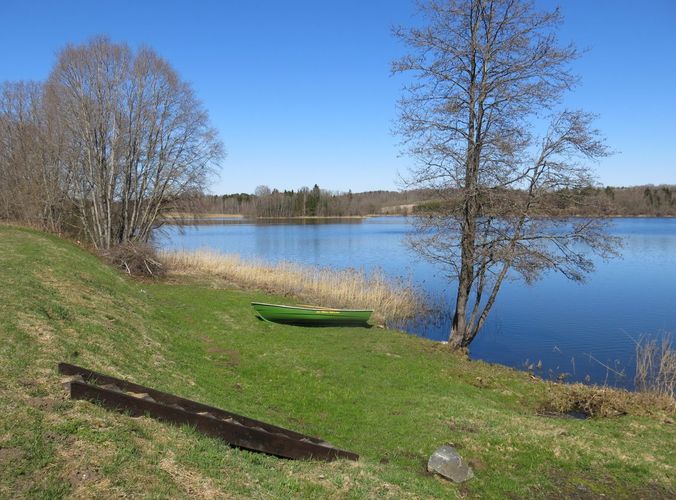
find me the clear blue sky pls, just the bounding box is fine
[1,1,674,194]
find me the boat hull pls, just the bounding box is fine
[251,302,372,326]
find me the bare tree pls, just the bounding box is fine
[45,37,223,249]
[394,0,620,350]
[0,82,41,222]
[0,81,70,232]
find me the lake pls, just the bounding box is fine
[156,217,676,389]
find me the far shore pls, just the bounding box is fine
[162,212,245,219]
[161,212,676,222]
[160,213,381,222]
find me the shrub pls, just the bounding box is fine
[101,241,164,277]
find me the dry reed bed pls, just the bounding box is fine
[634,333,675,400]
[541,382,675,419]
[542,333,675,418]
[159,249,425,325]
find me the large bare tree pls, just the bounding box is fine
[394,0,620,350]
[45,37,223,249]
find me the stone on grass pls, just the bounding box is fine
[427,445,474,483]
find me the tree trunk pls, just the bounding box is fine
[449,189,478,348]
[449,7,479,349]
[449,288,468,349]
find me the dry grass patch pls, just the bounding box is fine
[159,451,227,499]
[159,249,426,325]
[541,334,676,419]
[540,382,676,419]
[16,312,57,345]
[635,333,676,400]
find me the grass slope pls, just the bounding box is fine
[0,226,674,498]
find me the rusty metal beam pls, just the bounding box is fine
[59,362,358,462]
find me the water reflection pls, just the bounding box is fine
[161,216,366,226]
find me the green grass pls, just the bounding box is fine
[0,225,674,498]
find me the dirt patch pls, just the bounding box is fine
[399,450,426,461]
[67,465,102,489]
[470,376,495,389]
[26,397,63,411]
[18,378,39,389]
[201,336,241,367]
[287,415,309,428]
[447,418,479,433]
[547,469,675,499]
[467,458,487,471]
[222,349,240,367]
[204,347,240,367]
[0,447,25,465]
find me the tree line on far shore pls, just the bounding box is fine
[175,184,676,218]
[180,186,433,217]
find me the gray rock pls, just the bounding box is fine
[427,445,474,483]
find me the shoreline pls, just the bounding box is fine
[158,249,426,325]
[162,212,676,221]
[1,225,674,498]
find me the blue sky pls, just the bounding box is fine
[1,1,674,194]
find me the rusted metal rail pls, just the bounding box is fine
[58,362,358,461]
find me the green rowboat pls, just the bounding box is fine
[251,302,372,326]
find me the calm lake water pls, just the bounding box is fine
[156,217,676,389]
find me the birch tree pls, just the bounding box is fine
[46,37,223,249]
[394,0,620,350]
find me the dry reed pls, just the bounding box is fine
[634,333,675,400]
[158,249,426,325]
[540,334,675,419]
[541,382,675,418]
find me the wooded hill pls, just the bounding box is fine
[177,184,676,218]
[180,186,434,217]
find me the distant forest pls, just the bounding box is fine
[176,184,676,218]
[176,185,433,217]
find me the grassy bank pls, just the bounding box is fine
[159,249,424,325]
[1,226,674,498]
